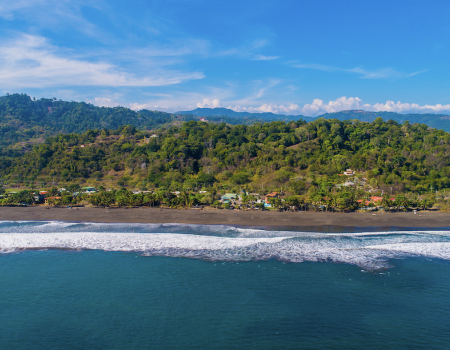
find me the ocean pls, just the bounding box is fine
[1,221,450,349]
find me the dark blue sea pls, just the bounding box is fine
[1,221,450,349]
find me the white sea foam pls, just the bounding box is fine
[1,221,450,269]
[0,232,290,253]
[366,242,450,260]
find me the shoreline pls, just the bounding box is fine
[1,206,450,228]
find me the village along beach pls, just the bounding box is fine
[2,1,450,347]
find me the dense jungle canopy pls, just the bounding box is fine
[1,117,449,196]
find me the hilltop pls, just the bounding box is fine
[176,107,308,121]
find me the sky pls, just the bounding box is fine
[1,0,450,116]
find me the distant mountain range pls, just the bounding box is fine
[176,107,305,121]
[2,93,450,156]
[178,107,450,130]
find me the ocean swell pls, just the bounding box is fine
[1,221,450,269]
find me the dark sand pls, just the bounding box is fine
[0,206,449,228]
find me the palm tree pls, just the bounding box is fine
[400,196,410,211]
[330,193,341,212]
[380,194,392,211]
[337,191,357,212]
[241,194,249,209]
[180,190,190,207]
[154,192,164,207]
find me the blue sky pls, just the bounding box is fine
[1,0,450,116]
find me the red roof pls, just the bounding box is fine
[370,196,383,202]
[266,192,278,197]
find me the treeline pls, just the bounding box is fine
[320,110,450,131]
[1,117,450,196]
[1,186,438,212]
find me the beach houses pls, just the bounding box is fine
[34,191,48,203]
[369,196,383,204]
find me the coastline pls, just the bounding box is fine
[0,206,449,228]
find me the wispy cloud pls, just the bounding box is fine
[0,34,204,88]
[216,38,279,61]
[292,63,426,79]
[253,54,279,61]
[0,0,108,41]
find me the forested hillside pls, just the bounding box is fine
[1,118,449,196]
[177,107,308,122]
[0,94,281,154]
[3,93,450,156]
[0,93,182,154]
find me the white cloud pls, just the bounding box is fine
[87,97,120,108]
[230,103,302,114]
[295,97,450,116]
[0,0,107,40]
[0,35,204,88]
[369,100,450,114]
[215,38,280,62]
[0,0,50,19]
[292,63,426,80]
[197,98,222,108]
[193,96,450,117]
[301,97,365,115]
[253,55,279,61]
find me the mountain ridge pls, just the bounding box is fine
[178,107,450,130]
[2,93,450,155]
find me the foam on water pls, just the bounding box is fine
[1,221,450,269]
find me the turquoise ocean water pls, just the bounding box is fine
[1,221,450,349]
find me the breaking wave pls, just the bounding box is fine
[1,221,450,269]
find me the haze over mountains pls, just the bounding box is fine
[2,93,450,155]
[178,107,450,129]
[176,107,305,121]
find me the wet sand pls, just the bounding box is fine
[0,206,449,228]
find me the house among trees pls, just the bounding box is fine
[82,187,96,193]
[45,196,61,205]
[34,191,48,203]
[144,134,159,143]
[265,192,278,199]
[343,169,355,176]
[369,196,383,203]
[221,193,238,203]
[263,192,279,208]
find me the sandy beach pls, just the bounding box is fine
[0,206,449,228]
